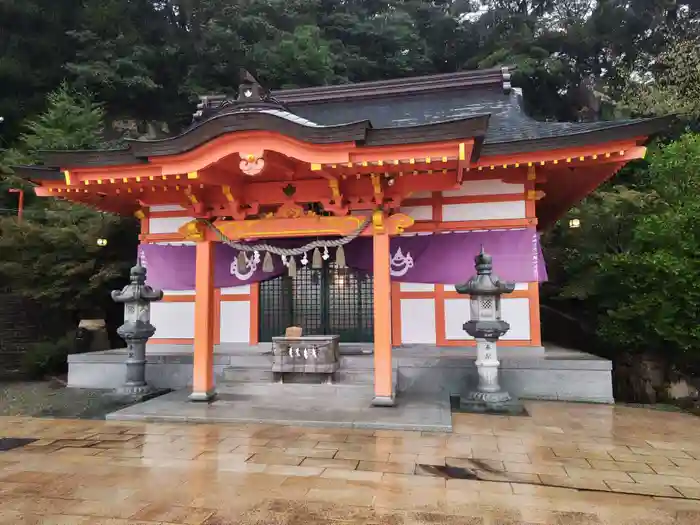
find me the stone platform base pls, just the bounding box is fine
[107,383,452,432]
[68,343,614,404]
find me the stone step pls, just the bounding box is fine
[335,369,374,384]
[221,354,376,370]
[221,367,274,383]
[226,354,273,368]
[220,367,394,386]
[217,382,374,398]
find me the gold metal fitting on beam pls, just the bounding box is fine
[222,185,234,202]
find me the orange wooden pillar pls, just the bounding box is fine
[190,240,217,401]
[372,228,395,406]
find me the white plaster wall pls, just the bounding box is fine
[400,299,436,344]
[444,298,473,340]
[442,201,526,221]
[399,205,433,221]
[219,301,251,343]
[444,297,531,341]
[500,298,531,341]
[442,180,524,197]
[220,285,251,295]
[149,216,194,234]
[400,282,435,292]
[150,302,195,339]
[163,290,196,296]
[444,282,529,292]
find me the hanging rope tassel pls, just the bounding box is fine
[335,245,346,268]
[262,251,274,273]
[236,251,247,274]
[312,247,323,269]
[288,256,297,277]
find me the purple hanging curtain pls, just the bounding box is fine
[139,243,287,290]
[344,228,546,284]
[138,228,546,290]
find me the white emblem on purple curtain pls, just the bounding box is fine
[531,231,539,281]
[138,248,148,269]
[230,251,261,281]
[390,247,414,277]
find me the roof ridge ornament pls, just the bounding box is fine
[238,68,266,102]
[190,69,287,124]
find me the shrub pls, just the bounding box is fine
[21,332,76,379]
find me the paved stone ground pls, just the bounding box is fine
[2,402,700,524]
[0,380,136,419]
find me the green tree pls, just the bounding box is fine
[18,83,107,156]
[0,85,137,337]
[546,134,700,374]
[0,0,82,140]
[619,39,700,120]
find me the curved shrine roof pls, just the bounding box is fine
[19,66,671,172]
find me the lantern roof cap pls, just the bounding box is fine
[456,248,515,296]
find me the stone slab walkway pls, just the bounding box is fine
[106,383,453,431]
[1,401,700,524]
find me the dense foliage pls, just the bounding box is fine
[1,0,699,390]
[2,0,696,138]
[0,85,137,340]
[544,136,700,364]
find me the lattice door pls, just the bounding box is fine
[259,262,373,342]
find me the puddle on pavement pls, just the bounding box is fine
[416,464,480,480]
[0,438,37,452]
[418,456,505,481]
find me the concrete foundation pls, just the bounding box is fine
[68,343,614,403]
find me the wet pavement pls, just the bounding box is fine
[1,401,700,524]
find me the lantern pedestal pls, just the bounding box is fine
[116,322,153,395]
[460,339,525,415]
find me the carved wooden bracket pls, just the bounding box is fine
[370,173,384,205]
[270,201,315,219]
[217,184,253,220]
[182,187,213,218]
[180,220,207,241]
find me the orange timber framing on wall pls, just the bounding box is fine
[144,183,542,347]
[148,281,260,345]
[389,185,543,347]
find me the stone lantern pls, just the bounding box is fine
[456,247,520,413]
[111,264,163,394]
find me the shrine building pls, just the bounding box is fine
[16,67,670,405]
